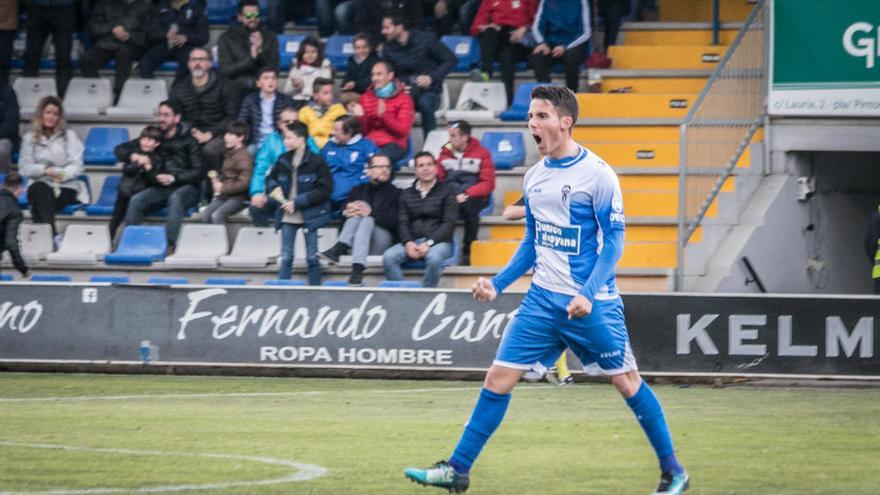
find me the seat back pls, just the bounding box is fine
[481,131,526,169]
[207,0,237,23]
[204,277,247,285]
[264,279,306,286]
[83,127,130,165]
[452,82,508,115]
[378,280,422,288]
[148,277,190,285]
[63,78,114,115]
[31,274,72,282]
[278,34,306,68]
[92,176,120,208]
[107,79,168,115]
[229,227,281,258]
[500,82,551,121]
[89,275,130,283]
[13,77,57,113]
[325,34,354,71]
[441,35,479,71]
[421,129,449,161]
[173,224,229,257]
[19,223,54,260]
[56,224,111,256]
[113,225,167,257]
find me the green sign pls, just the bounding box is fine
[770,0,880,115]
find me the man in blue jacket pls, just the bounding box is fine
[529,0,591,92]
[321,115,378,214]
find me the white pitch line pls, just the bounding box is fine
[0,440,327,495]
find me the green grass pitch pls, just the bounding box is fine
[1,372,878,494]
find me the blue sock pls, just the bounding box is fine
[448,388,511,474]
[625,381,683,475]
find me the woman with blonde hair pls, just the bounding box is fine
[19,96,87,237]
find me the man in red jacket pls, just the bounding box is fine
[436,120,495,265]
[350,60,414,170]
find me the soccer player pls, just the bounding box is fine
[403,86,689,494]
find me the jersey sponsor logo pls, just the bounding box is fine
[535,219,581,255]
[610,194,625,224]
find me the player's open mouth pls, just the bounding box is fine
[532,134,542,145]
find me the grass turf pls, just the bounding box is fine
[0,373,878,494]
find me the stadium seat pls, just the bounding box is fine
[322,280,348,287]
[106,79,168,117]
[64,77,114,117]
[264,279,306,286]
[421,129,449,160]
[0,274,12,281]
[325,34,353,71]
[83,128,129,165]
[415,83,451,125]
[445,82,507,122]
[204,277,247,285]
[13,77,57,116]
[31,274,72,282]
[85,176,120,216]
[219,227,281,268]
[500,82,553,121]
[292,227,337,265]
[207,0,237,23]
[378,280,421,288]
[278,34,306,68]
[395,136,414,170]
[104,226,167,265]
[148,277,189,285]
[18,223,53,262]
[57,175,91,214]
[45,224,111,265]
[164,224,229,269]
[441,35,479,71]
[481,131,526,169]
[402,238,458,269]
[480,193,494,217]
[89,275,130,283]
[338,255,383,267]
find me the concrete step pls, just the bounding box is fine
[588,142,680,167]
[622,29,739,46]
[608,45,728,70]
[659,0,755,23]
[599,77,707,94]
[573,124,680,143]
[577,93,697,119]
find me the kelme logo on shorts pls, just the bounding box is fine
[535,220,580,255]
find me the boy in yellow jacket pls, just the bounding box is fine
[298,77,347,149]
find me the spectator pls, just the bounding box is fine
[341,33,380,95]
[248,106,320,226]
[80,0,152,98]
[124,100,203,254]
[298,78,347,150]
[266,121,333,284]
[238,68,295,151]
[200,121,253,224]
[350,60,414,167]
[383,151,458,288]
[867,204,880,294]
[319,152,400,286]
[330,0,356,35]
[22,0,77,96]
[470,0,536,105]
[139,0,209,82]
[283,36,333,104]
[436,120,495,265]
[353,0,423,46]
[316,0,346,38]
[0,82,19,174]
[529,0,591,92]
[170,47,238,175]
[0,172,29,279]
[110,125,164,239]
[0,0,19,85]
[19,96,86,238]
[217,0,280,106]
[380,14,456,134]
[322,115,377,212]
[600,0,629,49]
[424,0,472,36]
[264,0,314,34]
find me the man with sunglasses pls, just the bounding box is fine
[217,0,280,106]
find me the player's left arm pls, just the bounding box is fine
[578,168,626,304]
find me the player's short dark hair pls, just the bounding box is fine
[139,125,163,141]
[334,114,360,136]
[448,120,471,136]
[257,66,279,79]
[2,171,23,190]
[226,120,250,140]
[237,0,258,13]
[285,120,309,139]
[413,151,435,165]
[158,99,183,116]
[312,77,334,95]
[531,85,579,121]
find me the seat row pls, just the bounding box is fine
[4,273,421,288]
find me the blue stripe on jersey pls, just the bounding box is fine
[544,148,588,169]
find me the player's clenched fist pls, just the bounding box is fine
[472,277,497,302]
[566,295,592,319]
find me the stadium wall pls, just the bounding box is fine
[0,284,877,379]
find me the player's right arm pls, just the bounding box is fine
[489,199,537,295]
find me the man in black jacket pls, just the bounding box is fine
[124,100,204,253]
[0,172,29,279]
[319,152,400,286]
[139,0,210,81]
[383,151,458,287]
[380,14,456,134]
[0,83,18,174]
[217,0,279,106]
[80,0,153,97]
[170,47,238,174]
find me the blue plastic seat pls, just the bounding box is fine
[148,277,189,285]
[85,176,120,216]
[83,127,129,165]
[89,275,130,283]
[500,82,554,121]
[264,279,306,286]
[378,280,421,288]
[58,175,91,214]
[207,0,237,23]
[441,35,479,72]
[278,34,306,68]
[31,274,73,282]
[481,132,526,170]
[322,280,348,287]
[325,34,353,71]
[204,277,247,285]
[395,136,414,171]
[104,226,167,265]
[480,193,494,217]
[0,274,12,281]
[402,238,459,269]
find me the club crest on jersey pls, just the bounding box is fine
[561,185,571,203]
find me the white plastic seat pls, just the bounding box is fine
[294,227,338,265]
[13,77,57,117]
[64,77,114,117]
[106,78,168,117]
[18,223,54,263]
[218,227,281,268]
[444,82,507,122]
[421,129,449,160]
[45,224,111,266]
[164,224,229,268]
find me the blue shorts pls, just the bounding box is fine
[495,285,637,376]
